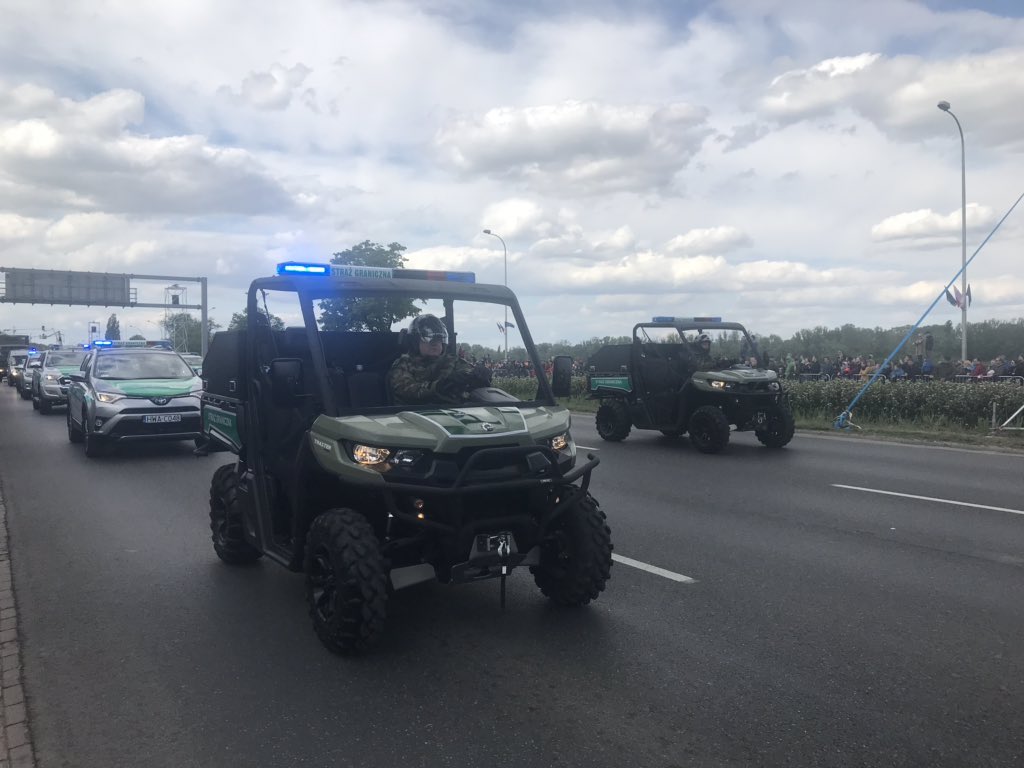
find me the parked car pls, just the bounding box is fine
[66,345,203,457]
[180,354,203,376]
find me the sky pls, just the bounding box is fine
[1,0,1023,349]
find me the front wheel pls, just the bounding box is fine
[595,400,631,442]
[209,463,261,565]
[38,397,52,415]
[305,509,388,655]
[19,387,31,401]
[756,404,795,448]
[688,405,730,454]
[532,491,613,606]
[67,407,84,443]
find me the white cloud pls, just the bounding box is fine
[218,63,313,111]
[665,226,751,255]
[871,204,997,241]
[436,100,711,195]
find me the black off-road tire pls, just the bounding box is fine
[38,397,52,415]
[688,405,730,454]
[19,386,31,401]
[66,407,83,444]
[532,491,613,606]
[31,392,39,410]
[209,463,261,565]
[756,404,796,449]
[595,399,632,442]
[305,509,387,655]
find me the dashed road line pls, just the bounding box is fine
[833,484,1024,516]
[613,553,697,583]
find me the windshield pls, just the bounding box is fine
[251,283,551,412]
[11,355,27,365]
[94,352,195,380]
[46,351,88,367]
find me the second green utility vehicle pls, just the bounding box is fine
[587,317,794,453]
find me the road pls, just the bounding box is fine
[1,386,1022,767]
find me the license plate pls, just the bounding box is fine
[142,414,182,423]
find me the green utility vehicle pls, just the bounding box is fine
[587,316,794,454]
[201,261,613,654]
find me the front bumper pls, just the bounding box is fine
[93,398,202,442]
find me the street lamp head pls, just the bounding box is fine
[483,229,492,235]
[937,100,951,111]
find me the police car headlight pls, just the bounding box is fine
[710,380,729,389]
[351,444,391,465]
[96,392,125,403]
[44,373,60,382]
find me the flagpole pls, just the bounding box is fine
[483,229,509,361]
[938,101,967,364]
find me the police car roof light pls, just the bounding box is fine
[93,340,113,347]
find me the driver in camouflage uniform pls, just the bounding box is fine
[388,314,492,406]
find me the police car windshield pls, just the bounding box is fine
[47,351,87,366]
[94,352,194,380]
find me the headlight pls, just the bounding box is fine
[549,432,570,451]
[189,388,204,396]
[96,392,125,403]
[768,381,781,392]
[44,373,60,382]
[710,380,730,389]
[351,444,391,465]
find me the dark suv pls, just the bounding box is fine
[200,260,613,653]
[588,317,794,453]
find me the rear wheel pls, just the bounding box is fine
[66,407,83,443]
[756,404,795,448]
[595,400,631,442]
[532,491,613,605]
[305,509,387,655]
[209,463,261,565]
[688,405,730,454]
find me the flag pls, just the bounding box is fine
[944,288,957,307]
[497,322,505,334]
[504,321,515,329]
[953,286,963,309]
[966,284,972,307]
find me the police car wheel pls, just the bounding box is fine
[84,429,107,458]
[66,408,84,444]
[38,397,52,415]
[595,400,631,442]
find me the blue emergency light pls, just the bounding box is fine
[652,316,722,323]
[93,340,113,347]
[275,261,476,283]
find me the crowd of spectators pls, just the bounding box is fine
[779,353,1024,383]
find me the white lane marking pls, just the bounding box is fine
[612,553,697,583]
[576,445,601,451]
[833,484,1024,516]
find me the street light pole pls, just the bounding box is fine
[482,229,508,361]
[937,100,968,365]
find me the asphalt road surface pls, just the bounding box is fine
[1,386,1022,767]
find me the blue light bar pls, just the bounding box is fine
[93,340,113,347]
[277,262,329,275]
[652,316,722,323]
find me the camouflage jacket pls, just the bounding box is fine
[387,353,477,406]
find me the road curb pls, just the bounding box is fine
[0,478,36,768]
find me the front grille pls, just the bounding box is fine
[118,405,199,415]
[109,415,202,437]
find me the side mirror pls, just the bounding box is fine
[551,355,573,397]
[269,358,304,404]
